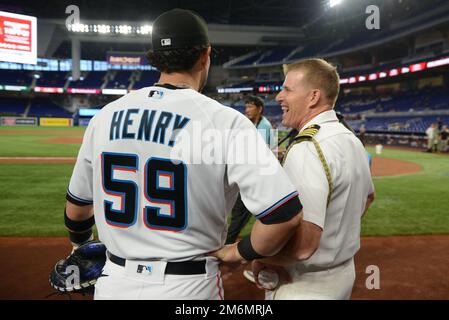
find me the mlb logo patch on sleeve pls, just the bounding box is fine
[161,38,172,46]
[149,90,164,99]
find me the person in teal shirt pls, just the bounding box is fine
[244,95,274,147]
[226,95,274,244]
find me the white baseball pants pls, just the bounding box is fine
[267,258,355,300]
[94,257,224,300]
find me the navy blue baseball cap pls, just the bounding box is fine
[151,9,210,51]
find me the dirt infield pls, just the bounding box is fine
[0,130,83,136]
[371,157,422,177]
[0,157,76,164]
[1,235,448,300]
[0,156,423,177]
[40,137,83,144]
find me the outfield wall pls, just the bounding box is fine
[0,117,38,126]
[0,116,73,127]
[39,117,73,127]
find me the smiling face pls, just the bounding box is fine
[276,70,318,129]
[276,59,340,130]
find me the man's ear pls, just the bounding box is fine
[201,46,211,67]
[309,89,321,108]
[193,46,211,72]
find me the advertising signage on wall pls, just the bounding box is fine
[67,88,100,94]
[107,52,147,66]
[40,117,73,127]
[0,116,37,126]
[34,87,64,93]
[339,56,449,85]
[0,11,37,65]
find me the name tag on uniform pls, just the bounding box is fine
[124,260,167,284]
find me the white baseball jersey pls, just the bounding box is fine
[283,110,374,269]
[67,84,301,262]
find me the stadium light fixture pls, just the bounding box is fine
[68,23,152,36]
[329,0,343,8]
[139,25,152,35]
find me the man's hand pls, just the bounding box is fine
[252,260,292,290]
[209,243,247,280]
[209,242,244,263]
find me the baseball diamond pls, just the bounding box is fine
[1,127,449,299]
[1,0,449,305]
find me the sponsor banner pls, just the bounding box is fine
[0,11,37,64]
[67,88,101,94]
[427,57,449,68]
[79,108,101,117]
[409,62,426,72]
[34,86,64,93]
[3,85,28,91]
[39,117,73,127]
[107,52,147,65]
[338,57,447,86]
[102,88,127,95]
[217,87,253,94]
[0,116,37,126]
[78,118,91,127]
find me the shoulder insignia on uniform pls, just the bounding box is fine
[293,124,321,142]
[282,123,333,207]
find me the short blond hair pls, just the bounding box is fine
[286,58,340,105]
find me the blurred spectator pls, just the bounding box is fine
[434,124,440,152]
[437,118,443,131]
[440,125,448,152]
[359,124,366,145]
[425,123,438,152]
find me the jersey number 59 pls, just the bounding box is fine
[101,152,187,232]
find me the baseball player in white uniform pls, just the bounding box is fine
[62,9,302,300]
[242,59,375,299]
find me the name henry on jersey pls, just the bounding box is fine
[109,108,190,147]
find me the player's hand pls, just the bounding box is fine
[209,243,247,280]
[209,243,245,264]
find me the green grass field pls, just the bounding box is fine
[1,126,448,236]
[0,125,84,157]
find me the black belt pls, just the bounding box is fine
[107,252,206,275]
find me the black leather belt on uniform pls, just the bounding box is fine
[107,251,206,275]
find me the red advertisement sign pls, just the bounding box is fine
[34,87,64,94]
[0,14,32,52]
[67,88,101,94]
[0,11,36,64]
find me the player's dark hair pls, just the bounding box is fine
[244,95,264,115]
[146,45,209,73]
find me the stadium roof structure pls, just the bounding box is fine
[4,0,447,28]
[3,0,323,27]
[2,0,448,69]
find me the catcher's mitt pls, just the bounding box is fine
[49,240,107,293]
